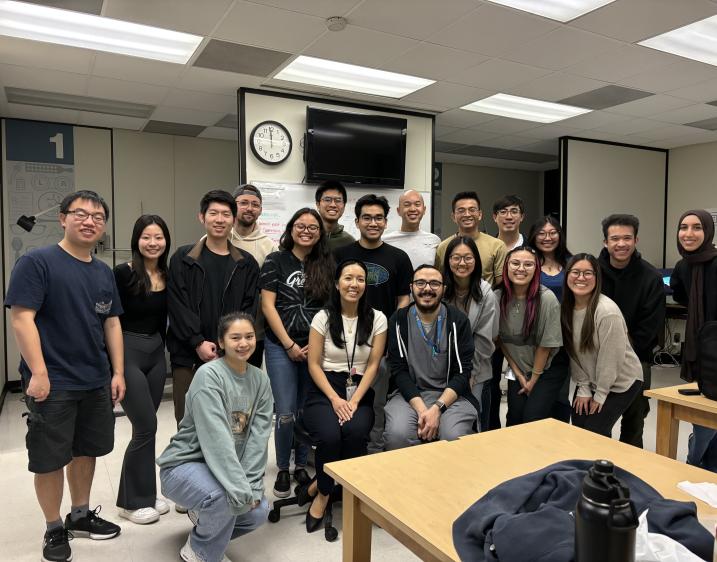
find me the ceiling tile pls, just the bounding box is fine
[143,120,206,137]
[193,40,291,77]
[571,0,717,42]
[516,138,559,155]
[445,58,551,90]
[436,128,499,145]
[92,53,184,87]
[684,116,717,130]
[617,60,717,93]
[667,77,717,102]
[401,82,491,108]
[567,44,679,82]
[87,77,169,105]
[436,108,499,128]
[427,2,558,57]
[305,25,419,67]
[509,72,607,101]
[177,67,262,95]
[560,110,629,130]
[383,44,487,81]
[504,27,622,71]
[519,122,583,140]
[0,64,88,96]
[3,103,80,123]
[472,117,539,134]
[435,124,460,137]
[199,126,239,141]
[483,134,536,149]
[558,85,653,110]
[103,0,234,35]
[0,36,93,75]
[244,0,362,18]
[151,106,225,126]
[436,152,473,164]
[652,103,717,124]
[77,112,146,130]
[162,90,236,113]
[435,141,469,153]
[649,130,717,148]
[23,0,103,14]
[348,0,479,40]
[603,94,691,117]
[592,117,673,135]
[215,1,327,52]
[625,124,702,141]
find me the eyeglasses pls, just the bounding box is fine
[236,200,261,210]
[537,230,559,239]
[412,279,443,289]
[454,207,479,216]
[359,214,385,224]
[294,223,321,233]
[449,254,475,264]
[497,208,521,217]
[65,209,106,224]
[568,269,595,279]
[321,196,344,205]
[508,260,536,270]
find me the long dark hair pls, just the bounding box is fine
[443,236,484,309]
[129,214,171,296]
[561,253,602,360]
[526,215,571,267]
[326,260,375,349]
[499,246,541,338]
[279,208,334,301]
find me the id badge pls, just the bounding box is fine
[346,384,357,401]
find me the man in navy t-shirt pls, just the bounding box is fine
[5,190,124,562]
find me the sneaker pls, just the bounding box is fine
[273,470,291,498]
[293,468,311,487]
[118,507,160,525]
[154,498,170,515]
[64,506,121,540]
[175,504,188,514]
[187,510,199,526]
[42,527,72,562]
[180,535,232,562]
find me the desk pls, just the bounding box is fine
[645,383,717,458]
[325,419,717,562]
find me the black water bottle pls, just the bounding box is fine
[575,460,639,562]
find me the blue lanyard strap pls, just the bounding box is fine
[411,308,443,357]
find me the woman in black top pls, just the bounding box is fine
[114,215,171,524]
[260,208,334,498]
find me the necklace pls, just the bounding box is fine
[343,315,358,334]
[512,300,522,315]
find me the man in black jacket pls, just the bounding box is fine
[598,214,665,448]
[384,265,477,450]
[167,190,259,424]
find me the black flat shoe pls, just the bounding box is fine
[305,509,325,533]
[295,479,318,507]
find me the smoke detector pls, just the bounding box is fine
[326,16,347,32]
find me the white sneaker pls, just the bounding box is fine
[180,536,232,562]
[154,498,170,515]
[118,506,160,525]
[175,504,188,514]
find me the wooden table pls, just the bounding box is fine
[645,383,717,459]
[325,419,717,562]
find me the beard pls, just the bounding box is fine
[237,216,256,228]
[413,291,441,314]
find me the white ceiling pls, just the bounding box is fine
[4,0,717,170]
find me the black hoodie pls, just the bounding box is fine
[597,248,665,362]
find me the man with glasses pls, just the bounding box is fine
[384,189,440,270]
[314,180,355,251]
[229,184,277,367]
[492,195,525,251]
[384,265,478,450]
[435,191,507,286]
[335,194,413,452]
[597,214,665,448]
[6,190,124,562]
[167,190,259,425]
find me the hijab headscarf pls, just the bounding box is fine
[677,209,717,381]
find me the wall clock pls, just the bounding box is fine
[250,120,292,165]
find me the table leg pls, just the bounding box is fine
[655,400,679,459]
[343,488,372,562]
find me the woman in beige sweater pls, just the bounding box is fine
[561,253,643,437]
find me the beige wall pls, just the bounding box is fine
[666,141,717,266]
[438,163,541,239]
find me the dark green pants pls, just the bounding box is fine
[618,361,651,448]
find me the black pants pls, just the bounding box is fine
[117,331,166,510]
[248,339,264,369]
[619,362,651,448]
[572,380,643,438]
[302,371,374,496]
[487,350,504,431]
[550,348,572,423]
[506,359,569,426]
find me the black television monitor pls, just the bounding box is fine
[305,107,407,188]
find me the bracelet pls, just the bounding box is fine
[284,342,295,351]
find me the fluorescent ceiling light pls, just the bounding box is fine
[461,93,591,123]
[639,15,717,67]
[274,55,434,98]
[486,0,616,23]
[5,87,155,118]
[0,0,202,64]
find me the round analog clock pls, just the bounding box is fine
[250,120,292,165]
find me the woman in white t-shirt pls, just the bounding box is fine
[303,259,387,534]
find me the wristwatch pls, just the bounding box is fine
[434,399,447,414]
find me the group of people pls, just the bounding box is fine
[6,179,716,562]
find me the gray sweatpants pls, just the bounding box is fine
[383,390,477,451]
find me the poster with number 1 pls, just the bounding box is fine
[2,119,75,262]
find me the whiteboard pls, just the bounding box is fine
[251,181,432,244]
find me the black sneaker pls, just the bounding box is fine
[42,527,72,562]
[273,470,291,498]
[293,468,311,487]
[64,506,121,540]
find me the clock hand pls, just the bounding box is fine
[270,129,273,148]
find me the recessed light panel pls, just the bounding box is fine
[274,55,434,98]
[461,93,591,123]
[639,15,717,67]
[0,0,203,63]
[486,0,616,22]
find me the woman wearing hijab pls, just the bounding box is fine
[671,209,717,471]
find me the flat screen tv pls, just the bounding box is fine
[305,107,407,188]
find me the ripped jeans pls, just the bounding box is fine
[264,337,309,470]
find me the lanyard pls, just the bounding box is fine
[341,320,359,383]
[412,308,443,357]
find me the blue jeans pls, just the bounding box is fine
[160,462,268,562]
[264,337,309,470]
[687,425,717,472]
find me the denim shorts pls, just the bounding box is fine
[24,385,115,473]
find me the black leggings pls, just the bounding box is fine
[572,381,643,438]
[116,331,166,510]
[506,359,569,426]
[302,371,374,496]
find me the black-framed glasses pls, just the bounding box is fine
[412,279,443,289]
[293,223,321,233]
[65,209,106,224]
